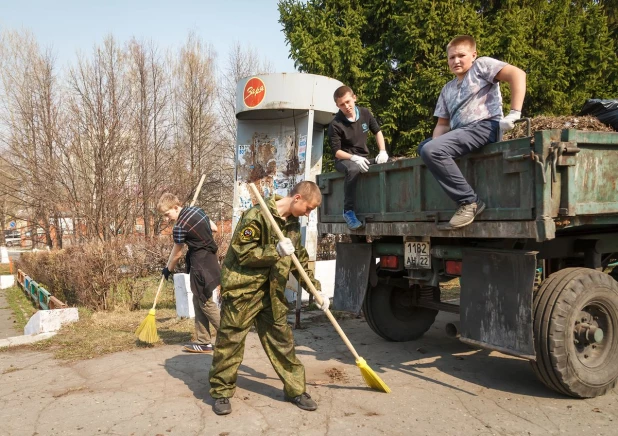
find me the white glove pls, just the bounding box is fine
[499,110,521,131]
[317,292,330,311]
[375,150,389,164]
[349,155,370,173]
[276,238,295,257]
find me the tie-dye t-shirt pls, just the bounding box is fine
[434,56,507,130]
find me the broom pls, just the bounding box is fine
[248,183,391,393]
[135,175,207,343]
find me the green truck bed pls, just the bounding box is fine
[317,129,618,241]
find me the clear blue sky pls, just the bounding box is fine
[0,0,296,73]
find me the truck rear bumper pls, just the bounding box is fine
[318,220,545,240]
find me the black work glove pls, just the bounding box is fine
[162,267,172,281]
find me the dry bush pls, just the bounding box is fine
[317,234,351,261]
[15,237,177,311]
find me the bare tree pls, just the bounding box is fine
[171,32,219,203]
[126,38,173,237]
[0,29,64,248]
[65,35,133,241]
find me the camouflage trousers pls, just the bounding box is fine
[209,288,305,399]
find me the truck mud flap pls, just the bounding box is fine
[333,243,373,313]
[460,248,537,360]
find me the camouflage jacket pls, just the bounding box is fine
[221,195,321,320]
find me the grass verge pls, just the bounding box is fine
[3,276,197,361]
[4,285,38,331]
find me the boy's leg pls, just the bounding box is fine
[334,159,364,229]
[188,266,220,349]
[254,294,306,399]
[334,159,361,212]
[209,289,265,399]
[192,293,220,345]
[420,120,498,205]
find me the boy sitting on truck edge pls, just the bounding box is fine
[157,193,221,354]
[328,85,388,230]
[208,181,329,416]
[419,35,527,229]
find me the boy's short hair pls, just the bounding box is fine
[291,181,322,204]
[447,35,477,52]
[157,193,182,213]
[333,85,354,102]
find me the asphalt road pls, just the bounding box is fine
[0,311,616,435]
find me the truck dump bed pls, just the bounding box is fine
[317,129,618,241]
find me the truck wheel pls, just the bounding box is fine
[363,281,438,342]
[531,267,618,398]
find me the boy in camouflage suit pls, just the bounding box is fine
[209,181,329,416]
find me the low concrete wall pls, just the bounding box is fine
[0,274,15,290]
[24,308,79,335]
[173,273,195,319]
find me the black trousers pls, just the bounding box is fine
[335,158,362,211]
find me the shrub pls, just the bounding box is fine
[15,237,177,311]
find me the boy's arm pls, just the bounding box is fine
[230,216,280,268]
[495,64,526,111]
[375,131,386,152]
[290,242,322,293]
[167,243,185,271]
[433,117,451,139]
[209,219,218,233]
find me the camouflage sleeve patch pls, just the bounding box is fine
[239,223,260,243]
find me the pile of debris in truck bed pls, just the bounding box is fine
[503,115,616,140]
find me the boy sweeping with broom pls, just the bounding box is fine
[208,181,329,415]
[157,193,221,353]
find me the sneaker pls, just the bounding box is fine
[448,200,486,228]
[213,397,232,415]
[183,343,214,353]
[285,392,318,411]
[343,210,364,230]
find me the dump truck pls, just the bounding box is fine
[316,125,618,398]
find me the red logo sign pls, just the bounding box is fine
[243,77,266,108]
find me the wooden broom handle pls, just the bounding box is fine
[248,183,361,361]
[152,174,207,310]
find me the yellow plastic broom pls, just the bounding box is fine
[135,175,207,343]
[248,183,391,393]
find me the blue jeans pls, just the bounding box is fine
[419,120,499,205]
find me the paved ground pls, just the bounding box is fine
[0,311,616,436]
[0,288,21,339]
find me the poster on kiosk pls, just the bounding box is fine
[234,73,343,308]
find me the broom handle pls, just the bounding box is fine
[151,174,207,310]
[248,183,361,361]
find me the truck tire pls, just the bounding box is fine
[531,267,618,398]
[363,281,438,342]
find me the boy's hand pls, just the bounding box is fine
[500,110,521,131]
[350,155,370,172]
[162,267,172,280]
[375,150,389,164]
[276,238,295,257]
[317,292,330,311]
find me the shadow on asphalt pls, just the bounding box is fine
[292,313,564,400]
[163,353,287,406]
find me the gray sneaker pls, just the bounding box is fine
[213,397,232,415]
[448,200,486,228]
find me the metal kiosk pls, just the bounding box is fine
[234,73,343,325]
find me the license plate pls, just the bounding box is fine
[404,240,431,269]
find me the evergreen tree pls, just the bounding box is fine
[279,0,618,155]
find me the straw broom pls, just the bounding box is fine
[135,175,207,343]
[248,183,391,393]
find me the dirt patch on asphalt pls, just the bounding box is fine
[326,367,348,383]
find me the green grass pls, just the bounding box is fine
[4,285,38,330]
